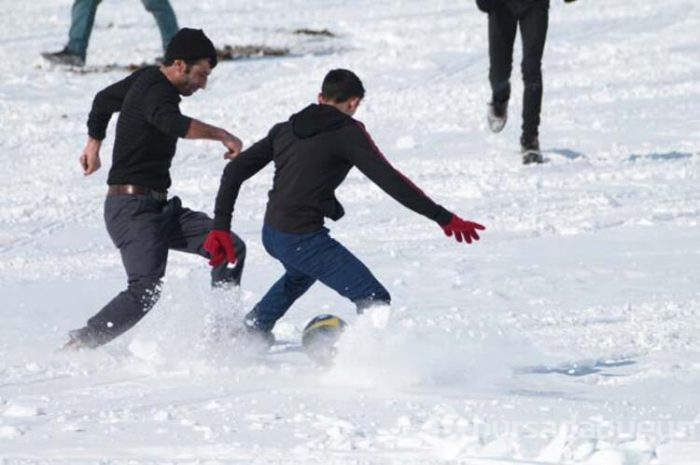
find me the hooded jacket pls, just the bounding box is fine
[213,104,452,234]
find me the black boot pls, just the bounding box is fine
[230,321,275,353]
[62,327,102,351]
[520,134,543,164]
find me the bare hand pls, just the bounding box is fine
[222,133,243,160]
[80,138,102,175]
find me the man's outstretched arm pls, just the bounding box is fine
[142,86,244,160]
[185,119,243,160]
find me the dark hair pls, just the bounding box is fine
[321,69,365,103]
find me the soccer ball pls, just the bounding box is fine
[301,314,347,365]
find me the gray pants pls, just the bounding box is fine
[86,194,246,346]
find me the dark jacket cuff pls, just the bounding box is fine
[87,127,106,141]
[434,207,453,226]
[213,215,232,231]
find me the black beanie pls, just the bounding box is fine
[165,28,218,67]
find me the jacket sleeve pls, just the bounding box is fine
[142,82,192,138]
[475,0,491,13]
[212,128,277,231]
[86,68,145,140]
[340,122,453,226]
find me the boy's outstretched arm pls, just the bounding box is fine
[342,122,485,245]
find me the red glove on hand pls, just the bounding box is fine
[203,230,236,267]
[441,214,486,244]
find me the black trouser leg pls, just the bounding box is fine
[519,2,549,141]
[488,3,518,104]
[87,195,170,345]
[167,203,246,286]
[86,196,247,347]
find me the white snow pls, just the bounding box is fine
[1,0,700,463]
[2,404,44,418]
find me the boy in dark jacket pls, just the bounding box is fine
[478,0,576,163]
[204,69,485,344]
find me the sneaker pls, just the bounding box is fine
[61,327,100,351]
[487,100,508,133]
[521,135,543,164]
[41,47,85,67]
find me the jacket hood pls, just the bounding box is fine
[290,104,353,139]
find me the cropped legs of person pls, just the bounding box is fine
[66,0,101,60]
[61,0,178,61]
[141,0,180,52]
[488,2,549,145]
[244,225,391,335]
[69,195,245,348]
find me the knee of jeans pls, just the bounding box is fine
[128,277,163,311]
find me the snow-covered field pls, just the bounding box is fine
[1,0,700,463]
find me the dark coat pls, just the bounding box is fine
[475,0,550,15]
[213,104,451,233]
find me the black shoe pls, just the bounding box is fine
[41,47,85,67]
[521,135,543,164]
[487,100,508,133]
[231,325,275,353]
[62,327,100,351]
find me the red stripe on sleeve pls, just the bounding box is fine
[354,121,428,197]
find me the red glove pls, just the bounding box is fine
[203,230,236,267]
[441,214,485,244]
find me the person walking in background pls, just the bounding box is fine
[42,0,179,67]
[477,0,577,164]
[64,28,246,350]
[203,69,485,349]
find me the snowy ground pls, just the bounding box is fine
[1,0,700,463]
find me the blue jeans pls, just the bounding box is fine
[67,0,179,58]
[245,225,391,332]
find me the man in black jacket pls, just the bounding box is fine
[204,69,485,344]
[65,28,247,349]
[477,0,576,164]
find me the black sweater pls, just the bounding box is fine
[213,104,452,233]
[87,66,192,192]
